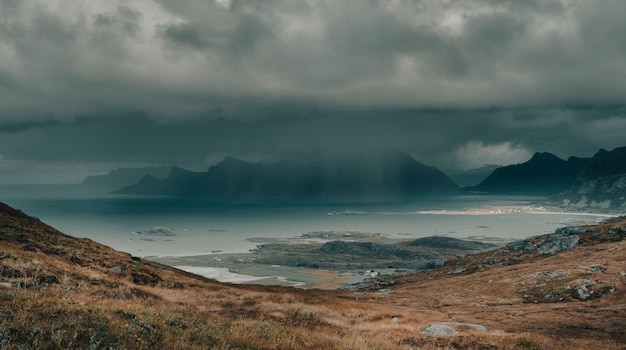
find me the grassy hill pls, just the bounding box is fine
[1,201,625,349]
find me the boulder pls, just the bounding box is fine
[420,325,459,336]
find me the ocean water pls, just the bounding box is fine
[0,185,611,257]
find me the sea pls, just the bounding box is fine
[0,185,612,258]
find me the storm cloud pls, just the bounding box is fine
[1,0,625,182]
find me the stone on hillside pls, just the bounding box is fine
[441,322,488,331]
[420,325,459,336]
[575,279,597,300]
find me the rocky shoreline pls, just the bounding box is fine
[150,230,504,289]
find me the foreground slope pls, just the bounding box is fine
[1,202,625,349]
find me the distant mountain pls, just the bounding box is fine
[470,152,589,195]
[113,150,460,201]
[81,166,170,189]
[445,164,501,188]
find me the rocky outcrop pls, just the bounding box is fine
[551,173,626,211]
[505,225,593,255]
[405,236,495,251]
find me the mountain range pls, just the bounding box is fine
[469,152,590,195]
[113,150,460,201]
[81,166,171,190]
[84,146,626,208]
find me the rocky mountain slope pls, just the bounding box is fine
[550,147,626,211]
[470,152,589,195]
[114,150,460,201]
[1,202,625,349]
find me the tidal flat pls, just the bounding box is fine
[150,230,509,289]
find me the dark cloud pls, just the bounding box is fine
[159,22,208,49]
[2,108,625,176]
[0,0,625,182]
[1,0,625,118]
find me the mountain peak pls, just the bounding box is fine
[471,151,582,195]
[529,152,562,163]
[113,150,458,200]
[579,146,626,180]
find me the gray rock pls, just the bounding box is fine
[505,239,529,251]
[441,322,488,331]
[575,279,597,300]
[0,282,12,289]
[587,265,606,273]
[547,270,569,278]
[482,258,501,265]
[555,226,593,236]
[507,225,593,256]
[536,234,580,255]
[109,265,122,274]
[420,325,459,336]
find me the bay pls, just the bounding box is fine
[0,185,610,258]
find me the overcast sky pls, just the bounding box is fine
[1,0,626,183]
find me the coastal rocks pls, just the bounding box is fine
[504,239,530,252]
[505,225,592,256]
[406,236,495,251]
[132,227,178,237]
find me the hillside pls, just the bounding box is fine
[113,150,460,201]
[1,202,625,349]
[470,152,589,195]
[548,147,626,211]
[577,147,626,181]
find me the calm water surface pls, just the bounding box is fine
[1,185,610,257]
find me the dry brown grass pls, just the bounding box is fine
[1,202,625,349]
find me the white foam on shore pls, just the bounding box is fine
[175,266,267,284]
